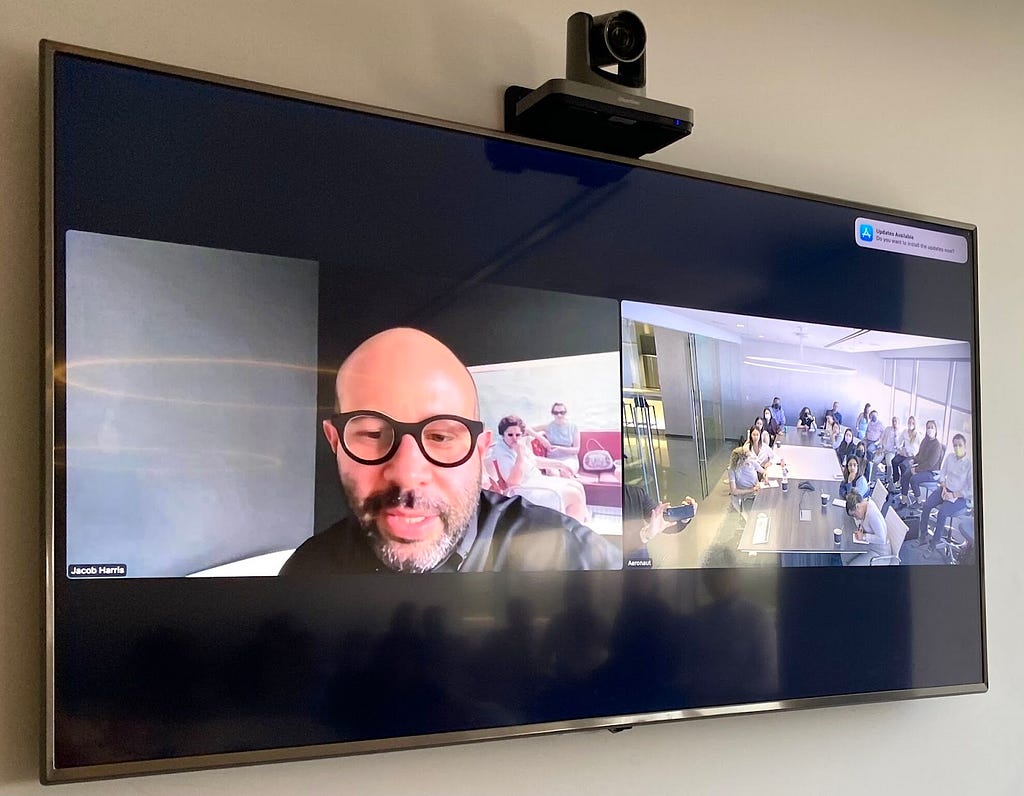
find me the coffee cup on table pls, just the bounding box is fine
[821,492,829,507]
[833,527,843,544]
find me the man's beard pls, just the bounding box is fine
[341,468,480,573]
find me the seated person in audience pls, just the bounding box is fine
[760,406,781,445]
[891,415,920,491]
[844,491,889,566]
[759,429,775,464]
[855,402,872,439]
[485,415,590,524]
[900,419,944,505]
[838,455,869,499]
[823,415,841,447]
[728,445,761,519]
[744,426,771,478]
[863,410,885,458]
[830,401,843,426]
[877,415,900,478]
[531,402,581,474]
[798,406,817,429]
[917,433,973,556]
[835,428,856,465]
[852,440,872,483]
[770,397,786,428]
[751,414,766,442]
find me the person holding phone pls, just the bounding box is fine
[622,485,697,568]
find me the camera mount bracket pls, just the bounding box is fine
[504,81,692,159]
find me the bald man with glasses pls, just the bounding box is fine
[280,328,619,575]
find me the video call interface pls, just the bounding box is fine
[63,232,977,577]
[48,51,986,775]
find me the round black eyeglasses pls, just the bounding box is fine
[329,410,484,468]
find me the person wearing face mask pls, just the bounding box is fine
[760,406,781,446]
[901,419,944,505]
[917,433,973,556]
[877,416,901,482]
[890,415,920,492]
[863,410,885,459]
[851,440,871,483]
[836,428,856,466]
[769,397,786,429]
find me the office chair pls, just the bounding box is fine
[868,508,910,565]
[930,503,973,561]
[937,514,975,564]
[870,480,890,511]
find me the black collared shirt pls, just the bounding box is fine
[279,490,621,575]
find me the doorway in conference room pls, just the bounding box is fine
[621,321,735,503]
[621,320,741,566]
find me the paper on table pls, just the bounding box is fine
[832,498,846,507]
[851,536,869,545]
[763,481,780,488]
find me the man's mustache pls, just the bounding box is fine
[358,485,449,516]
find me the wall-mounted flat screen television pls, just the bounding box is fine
[41,41,987,783]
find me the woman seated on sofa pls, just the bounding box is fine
[485,414,590,523]
[531,401,581,474]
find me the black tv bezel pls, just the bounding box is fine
[40,39,987,784]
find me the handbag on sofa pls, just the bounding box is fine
[581,438,615,473]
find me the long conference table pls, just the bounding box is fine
[737,427,862,556]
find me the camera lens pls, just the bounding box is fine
[601,12,646,63]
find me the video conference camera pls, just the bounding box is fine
[505,10,693,159]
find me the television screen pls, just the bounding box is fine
[42,42,986,782]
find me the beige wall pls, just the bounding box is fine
[2,1,1022,792]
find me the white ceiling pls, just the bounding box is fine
[641,305,965,354]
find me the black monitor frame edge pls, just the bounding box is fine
[42,682,985,784]
[38,38,988,784]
